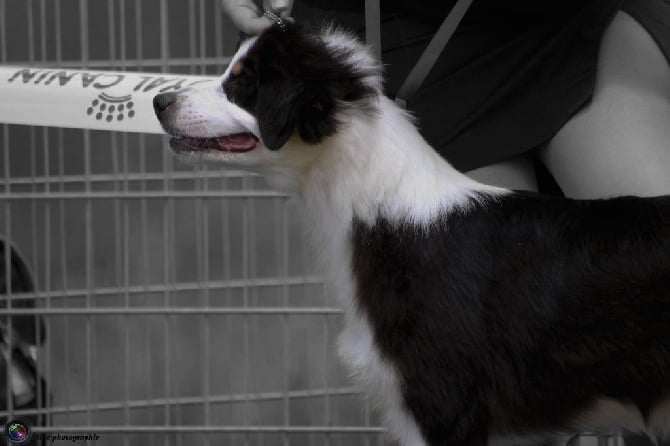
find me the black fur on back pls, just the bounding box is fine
[351,192,670,445]
[223,23,379,150]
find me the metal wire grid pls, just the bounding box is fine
[0,1,382,445]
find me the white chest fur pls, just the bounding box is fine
[295,98,504,446]
[326,237,427,446]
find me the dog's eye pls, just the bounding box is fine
[223,62,257,112]
[231,60,244,77]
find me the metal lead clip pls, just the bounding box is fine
[264,10,287,32]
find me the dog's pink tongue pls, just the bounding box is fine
[214,133,258,152]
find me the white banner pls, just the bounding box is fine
[0,66,217,134]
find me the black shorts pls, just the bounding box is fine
[297,0,670,171]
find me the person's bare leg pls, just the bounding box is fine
[541,12,669,446]
[465,154,538,191]
[539,11,670,199]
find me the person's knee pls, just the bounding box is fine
[465,155,538,191]
[540,10,670,199]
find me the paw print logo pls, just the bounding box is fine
[87,93,135,123]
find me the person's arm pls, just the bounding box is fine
[222,0,294,36]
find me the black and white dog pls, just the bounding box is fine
[154,23,670,446]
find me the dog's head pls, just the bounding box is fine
[154,23,381,187]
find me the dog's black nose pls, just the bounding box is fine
[153,92,177,114]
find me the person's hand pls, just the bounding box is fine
[222,0,294,36]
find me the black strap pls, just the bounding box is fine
[393,0,476,108]
[365,0,383,62]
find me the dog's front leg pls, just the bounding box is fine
[399,390,490,446]
[431,411,489,446]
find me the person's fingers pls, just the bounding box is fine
[263,0,295,17]
[222,0,294,35]
[241,16,275,35]
[221,0,259,18]
[222,0,275,35]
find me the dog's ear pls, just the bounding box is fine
[255,66,336,151]
[256,76,302,151]
[253,26,341,151]
[252,24,376,150]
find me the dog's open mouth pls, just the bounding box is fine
[169,133,259,153]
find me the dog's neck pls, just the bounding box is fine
[301,96,503,227]
[286,97,505,306]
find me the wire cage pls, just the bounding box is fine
[0,1,384,444]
